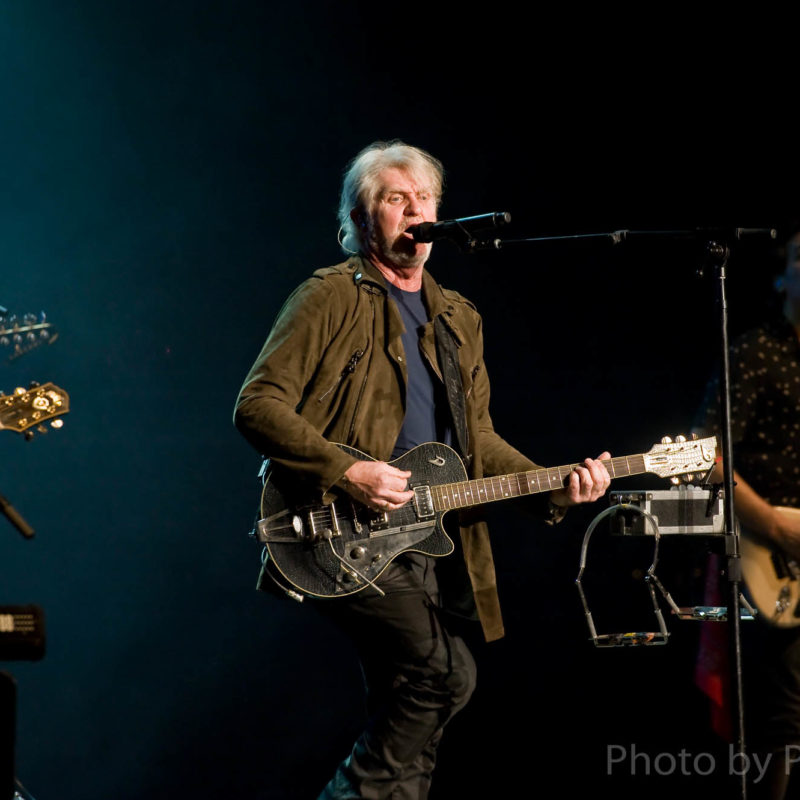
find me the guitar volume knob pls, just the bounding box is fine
[349,546,366,560]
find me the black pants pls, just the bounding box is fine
[315,555,477,800]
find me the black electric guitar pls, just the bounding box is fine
[0,382,69,437]
[255,436,718,599]
[740,507,800,627]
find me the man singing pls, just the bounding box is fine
[234,139,611,799]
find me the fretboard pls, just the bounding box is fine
[431,455,646,511]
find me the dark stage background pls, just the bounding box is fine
[0,3,794,799]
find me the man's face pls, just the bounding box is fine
[360,167,437,272]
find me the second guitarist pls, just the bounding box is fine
[233,140,611,800]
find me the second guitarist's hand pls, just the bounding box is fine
[338,460,414,513]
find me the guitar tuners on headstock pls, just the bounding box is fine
[661,434,693,447]
[1,382,69,437]
[668,438,698,484]
[23,419,64,442]
[645,434,717,483]
[1,311,56,361]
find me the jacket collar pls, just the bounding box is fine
[351,255,462,342]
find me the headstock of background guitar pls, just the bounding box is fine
[0,382,69,441]
[0,309,58,363]
[1,306,67,441]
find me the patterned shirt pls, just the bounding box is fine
[695,315,800,507]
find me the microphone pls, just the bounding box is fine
[408,212,511,243]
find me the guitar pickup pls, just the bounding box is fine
[413,485,435,520]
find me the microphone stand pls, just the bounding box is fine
[704,238,748,800]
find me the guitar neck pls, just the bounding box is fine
[432,455,646,512]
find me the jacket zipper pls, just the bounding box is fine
[317,349,365,403]
[347,299,375,443]
[466,364,481,399]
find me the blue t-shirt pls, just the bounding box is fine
[388,284,452,458]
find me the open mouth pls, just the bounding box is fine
[401,224,424,242]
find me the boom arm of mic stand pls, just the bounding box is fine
[479,227,777,253]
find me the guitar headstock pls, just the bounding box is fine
[0,382,69,438]
[643,434,717,483]
[0,311,58,362]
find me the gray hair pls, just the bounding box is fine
[337,140,444,254]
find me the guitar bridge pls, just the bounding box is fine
[308,501,341,541]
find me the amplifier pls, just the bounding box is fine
[609,486,726,536]
[0,606,45,662]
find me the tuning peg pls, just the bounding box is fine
[24,430,34,441]
[670,476,681,484]
[28,381,40,389]
[50,419,63,429]
[685,474,695,482]
[675,435,687,443]
[661,436,673,444]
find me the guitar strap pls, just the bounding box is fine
[434,316,470,468]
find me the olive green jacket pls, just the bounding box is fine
[234,255,552,642]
